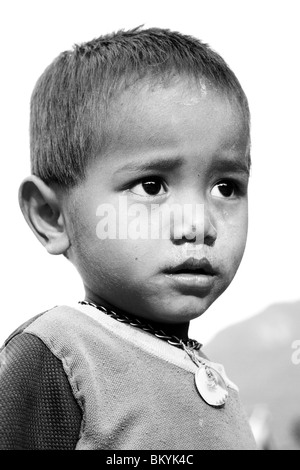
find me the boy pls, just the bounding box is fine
[0,27,256,450]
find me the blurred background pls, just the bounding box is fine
[0,0,299,449]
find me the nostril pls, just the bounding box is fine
[172,235,197,246]
[204,233,216,247]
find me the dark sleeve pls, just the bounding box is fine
[0,332,82,450]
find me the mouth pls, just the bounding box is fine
[164,257,217,276]
[163,257,217,293]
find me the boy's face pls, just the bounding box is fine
[65,79,249,324]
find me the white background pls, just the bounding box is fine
[1,0,299,344]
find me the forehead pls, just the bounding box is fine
[102,79,249,165]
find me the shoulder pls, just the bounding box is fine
[0,313,82,450]
[1,310,48,350]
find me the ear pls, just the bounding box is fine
[19,175,71,255]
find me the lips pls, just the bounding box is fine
[164,257,216,276]
[163,257,217,294]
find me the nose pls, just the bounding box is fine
[170,202,217,247]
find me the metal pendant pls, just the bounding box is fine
[195,365,229,408]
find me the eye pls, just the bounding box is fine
[130,177,167,197]
[211,181,237,199]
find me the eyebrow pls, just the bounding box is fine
[113,154,250,178]
[211,157,250,176]
[113,156,185,175]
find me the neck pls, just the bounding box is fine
[144,318,190,343]
[84,295,190,343]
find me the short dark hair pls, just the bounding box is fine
[30,27,250,187]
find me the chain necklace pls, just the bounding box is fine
[79,300,228,408]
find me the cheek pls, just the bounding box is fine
[94,200,165,272]
[72,194,165,284]
[87,236,162,289]
[100,238,159,272]
[218,206,248,266]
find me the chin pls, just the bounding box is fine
[157,296,213,324]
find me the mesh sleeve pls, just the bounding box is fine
[0,332,82,450]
